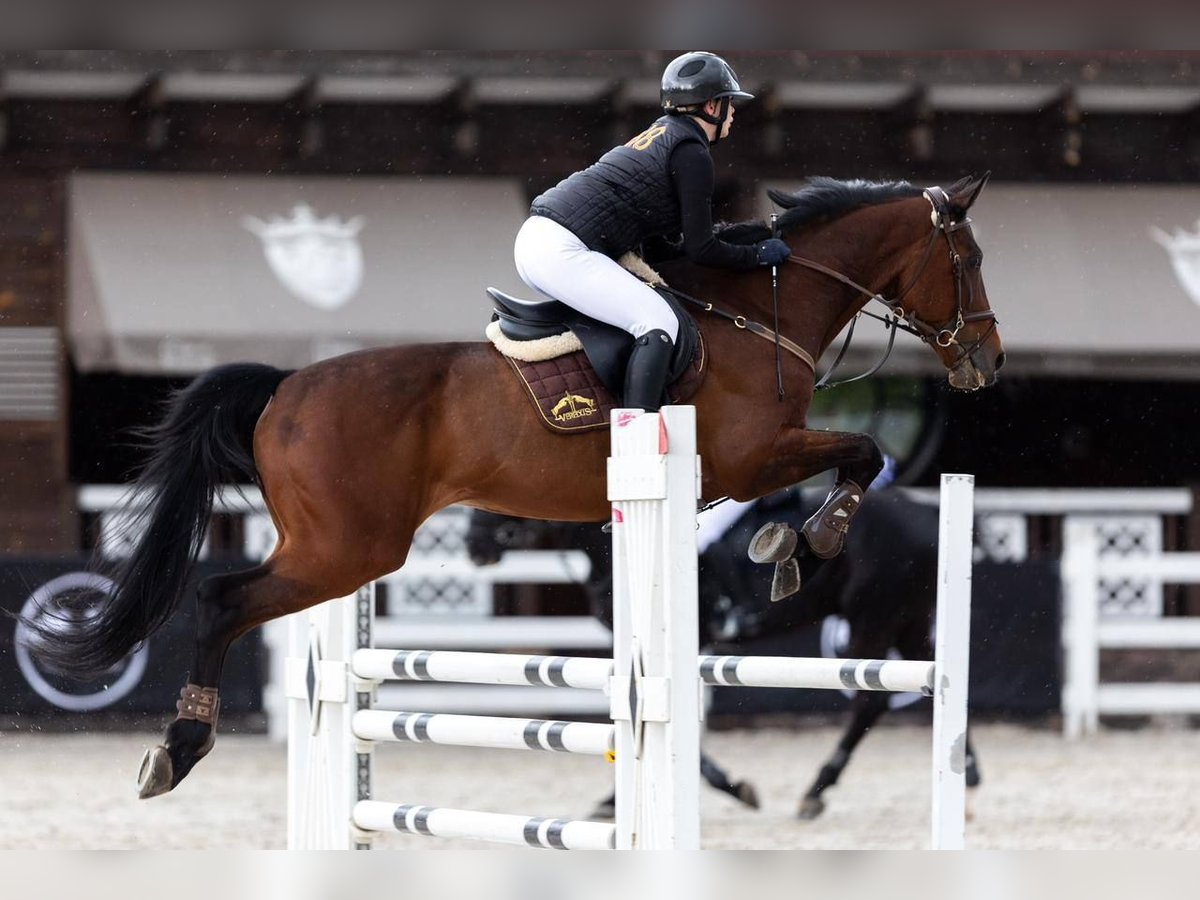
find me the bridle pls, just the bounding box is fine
[789,186,998,388]
[662,185,999,391]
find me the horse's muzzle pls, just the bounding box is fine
[947,348,1002,392]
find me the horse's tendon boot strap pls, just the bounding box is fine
[176,684,220,726]
[802,480,864,559]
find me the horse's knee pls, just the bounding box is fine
[862,437,883,470]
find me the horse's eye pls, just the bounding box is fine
[968,255,983,269]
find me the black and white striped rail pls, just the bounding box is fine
[353,648,934,695]
[352,710,613,755]
[353,649,611,691]
[700,656,935,694]
[353,802,616,850]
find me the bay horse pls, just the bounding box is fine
[465,486,982,821]
[26,175,1003,799]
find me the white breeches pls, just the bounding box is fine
[513,215,679,342]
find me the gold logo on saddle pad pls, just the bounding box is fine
[551,392,598,423]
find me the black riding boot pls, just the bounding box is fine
[624,329,674,412]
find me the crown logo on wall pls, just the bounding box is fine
[243,203,366,311]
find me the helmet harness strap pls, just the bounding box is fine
[697,96,732,146]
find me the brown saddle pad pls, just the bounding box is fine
[502,335,706,434]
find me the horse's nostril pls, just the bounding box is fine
[994,352,1006,371]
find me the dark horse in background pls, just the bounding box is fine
[22,175,1003,799]
[466,487,982,821]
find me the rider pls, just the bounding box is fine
[514,51,791,412]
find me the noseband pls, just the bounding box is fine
[788,186,998,371]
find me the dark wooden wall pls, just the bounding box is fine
[0,173,70,551]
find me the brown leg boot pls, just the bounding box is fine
[800,480,865,559]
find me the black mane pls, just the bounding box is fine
[716,177,924,245]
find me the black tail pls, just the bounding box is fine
[22,362,291,677]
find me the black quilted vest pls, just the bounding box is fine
[530,115,708,258]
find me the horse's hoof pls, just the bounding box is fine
[735,781,760,810]
[797,796,825,820]
[137,745,174,799]
[748,522,797,565]
[770,558,801,602]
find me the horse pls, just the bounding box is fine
[23,174,1003,799]
[465,486,982,821]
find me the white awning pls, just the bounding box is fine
[68,172,529,373]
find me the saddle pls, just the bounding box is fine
[486,283,705,434]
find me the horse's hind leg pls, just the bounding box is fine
[587,751,759,821]
[700,752,760,809]
[137,553,371,799]
[798,689,890,820]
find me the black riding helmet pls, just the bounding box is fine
[660,52,753,145]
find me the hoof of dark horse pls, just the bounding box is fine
[748,522,798,565]
[137,745,175,799]
[770,558,802,603]
[797,796,826,821]
[797,796,826,820]
[735,781,760,810]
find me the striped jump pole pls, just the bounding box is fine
[352,710,613,755]
[700,656,934,693]
[358,650,934,694]
[352,802,615,850]
[352,648,611,691]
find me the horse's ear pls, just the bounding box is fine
[952,171,991,211]
[767,188,797,209]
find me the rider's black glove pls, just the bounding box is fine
[756,238,790,267]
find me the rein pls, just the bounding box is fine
[659,285,817,373]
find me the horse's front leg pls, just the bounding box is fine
[735,427,883,600]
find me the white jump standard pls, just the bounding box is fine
[286,407,974,850]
